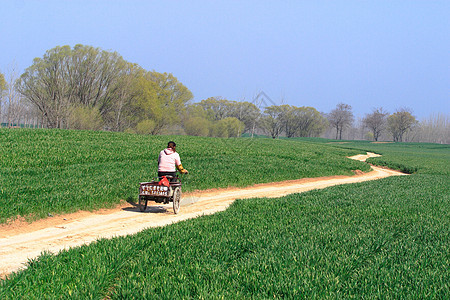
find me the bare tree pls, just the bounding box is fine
[327,103,354,140]
[412,113,449,144]
[363,107,389,141]
[0,72,6,125]
[387,108,417,142]
[4,64,25,127]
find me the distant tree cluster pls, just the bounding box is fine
[324,105,422,142]
[14,45,193,133]
[183,98,328,139]
[258,105,327,139]
[1,44,448,143]
[183,97,254,138]
[326,105,448,144]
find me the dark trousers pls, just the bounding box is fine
[158,171,177,181]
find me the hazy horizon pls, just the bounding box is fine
[1,1,449,119]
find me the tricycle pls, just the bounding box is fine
[139,175,182,214]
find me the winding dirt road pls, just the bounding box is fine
[0,153,407,277]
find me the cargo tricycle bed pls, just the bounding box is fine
[139,175,182,214]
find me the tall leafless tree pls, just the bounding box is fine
[4,64,25,127]
[327,103,354,140]
[363,107,389,141]
[0,72,6,124]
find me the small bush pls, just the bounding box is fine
[68,106,103,130]
[184,117,210,136]
[135,119,156,135]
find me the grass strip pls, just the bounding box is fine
[1,174,448,298]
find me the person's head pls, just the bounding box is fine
[167,141,176,150]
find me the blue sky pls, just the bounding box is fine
[1,0,449,119]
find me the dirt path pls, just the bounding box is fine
[0,153,407,278]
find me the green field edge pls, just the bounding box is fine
[1,173,448,298]
[0,133,448,298]
[0,129,374,224]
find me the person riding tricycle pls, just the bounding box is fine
[157,141,188,178]
[139,141,188,214]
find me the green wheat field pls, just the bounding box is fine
[0,129,448,299]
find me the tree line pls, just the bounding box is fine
[0,44,448,143]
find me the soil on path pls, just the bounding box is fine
[0,153,407,278]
